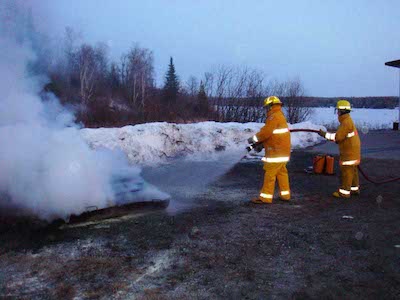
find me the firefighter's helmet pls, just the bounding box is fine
[263,96,282,107]
[336,100,352,111]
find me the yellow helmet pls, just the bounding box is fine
[264,96,282,107]
[336,100,352,111]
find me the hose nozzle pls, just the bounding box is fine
[246,144,254,152]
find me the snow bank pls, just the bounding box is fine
[289,121,325,148]
[81,107,399,166]
[81,121,324,165]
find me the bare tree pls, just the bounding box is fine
[277,77,313,124]
[203,72,214,97]
[200,66,311,124]
[63,27,82,88]
[64,27,82,69]
[204,65,266,122]
[120,45,154,115]
[185,76,199,98]
[78,45,96,103]
[108,62,120,97]
[75,43,108,103]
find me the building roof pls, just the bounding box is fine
[385,60,400,68]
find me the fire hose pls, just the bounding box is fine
[247,128,400,185]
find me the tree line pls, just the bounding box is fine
[295,96,398,109]
[35,28,314,127]
[29,27,396,127]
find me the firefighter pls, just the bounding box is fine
[248,96,291,204]
[319,100,361,198]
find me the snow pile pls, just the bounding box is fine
[289,121,326,148]
[81,121,324,165]
[310,107,398,129]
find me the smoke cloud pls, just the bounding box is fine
[0,2,167,221]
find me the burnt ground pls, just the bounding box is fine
[0,150,400,299]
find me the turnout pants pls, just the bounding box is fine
[259,162,290,203]
[339,165,360,197]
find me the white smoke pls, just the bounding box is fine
[0,2,168,221]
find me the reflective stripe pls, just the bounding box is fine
[262,156,290,163]
[339,189,351,195]
[351,187,359,191]
[325,132,336,141]
[338,106,351,110]
[347,131,355,138]
[252,135,258,143]
[341,160,359,166]
[326,131,355,140]
[281,191,290,196]
[273,128,289,134]
[260,193,273,199]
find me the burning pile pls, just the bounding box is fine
[0,3,168,221]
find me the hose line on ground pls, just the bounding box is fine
[289,128,400,185]
[356,165,400,184]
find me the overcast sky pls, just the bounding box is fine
[32,0,400,97]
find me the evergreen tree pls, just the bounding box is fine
[163,57,179,106]
[197,80,208,116]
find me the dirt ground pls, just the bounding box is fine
[1,150,400,299]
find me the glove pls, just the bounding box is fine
[318,129,326,138]
[246,142,264,153]
[254,143,264,153]
[247,136,255,144]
